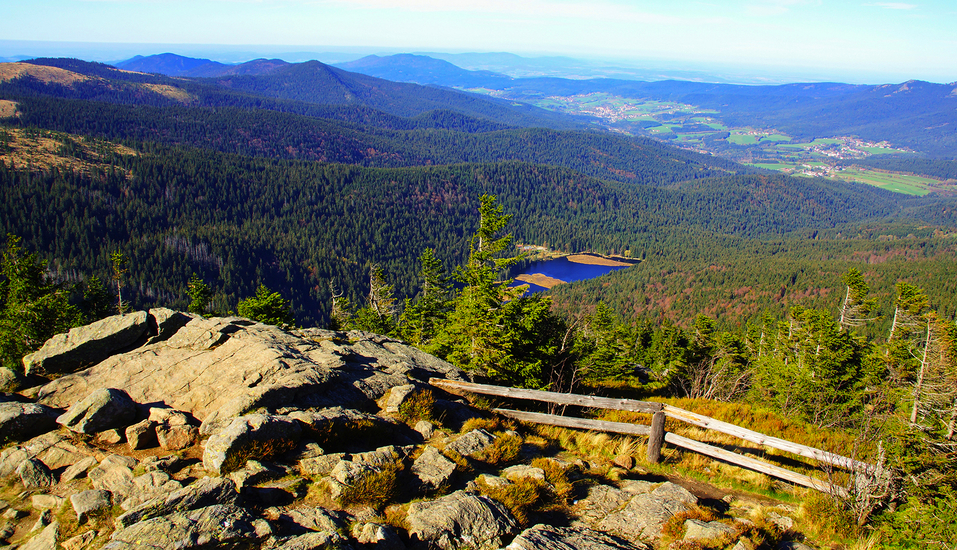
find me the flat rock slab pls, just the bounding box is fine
[599,482,698,543]
[24,311,150,376]
[115,476,239,530]
[105,504,264,550]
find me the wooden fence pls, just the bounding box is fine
[430,378,876,497]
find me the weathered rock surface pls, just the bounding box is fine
[56,388,136,434]
[684,518,736,541]
[20,520,60,550]
[106,504,264,550]
[446,428,496,457]
[115,476,239,530]
[506,524,651,550]
[406,490,518,550]
[0,401,60,442]
[17,457,56,488]
[71,489,112,523]
[0,312,801,550]
[412,446,456,492]
[203,413,302,475]
[36,318,468,433]
[599,482,698,542]
[0,431,104,477]
[24,311,150,376]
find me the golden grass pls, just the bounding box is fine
[0,100,17,118]
[0,128,137,177]
[515,273,566,289]
[475,432,523,466]
[336,461,402,510]
[141,83,196,104]
[0,62,90,86]
[476,476,546,526]
[566,254,633,267]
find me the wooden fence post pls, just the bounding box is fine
[647,411,666,463]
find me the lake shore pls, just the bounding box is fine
[515,273,566,289]
[566,254,636,267]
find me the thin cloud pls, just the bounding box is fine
[867,2,918,9]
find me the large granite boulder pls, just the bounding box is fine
[105,504,265,550]
[0,401,61,442]
[115,476,239,530]
[406,490,518,550]
[24,311,151,375]
[36,318,468,433]
[56,388,136,434]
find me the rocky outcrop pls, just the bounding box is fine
[36,316,468,432]
[0,312,809,550]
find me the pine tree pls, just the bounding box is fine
[0,235,82,370]
[186,273,212,316]
[237,284,294,328]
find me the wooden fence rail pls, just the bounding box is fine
[430,378,870,497]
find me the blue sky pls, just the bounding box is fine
[2,0,955,83]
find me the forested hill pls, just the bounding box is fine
[14,57,582,131]
[0,131,944,327]
[337,54,957,158]
[1,66,749,187]
[2,56,956,327]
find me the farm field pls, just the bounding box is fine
[508,92,940,195]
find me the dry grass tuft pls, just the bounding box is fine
[476,476,546,527]
[475,432,523,466]
[335,461,402,510]
[397,390,436,424]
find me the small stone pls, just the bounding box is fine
[613,454,635,470]
[126,419,157,451]
[414,420,435,439]
[412,446,456,492]
[70,490,112,523]
[17,458,57,488]
[299,453,345,476]
[31,494,65,511]
[156,423,197,450]
[62,530,97,550]
[502,464,546,482]
[2,507,25,519]
[149,407,189,426]
[95,428,124,445]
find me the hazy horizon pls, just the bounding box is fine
[2,0,955,86]
[0,39,950,87]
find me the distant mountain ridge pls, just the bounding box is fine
[115,53,289,77]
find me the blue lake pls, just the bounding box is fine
[512,256,633,294]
